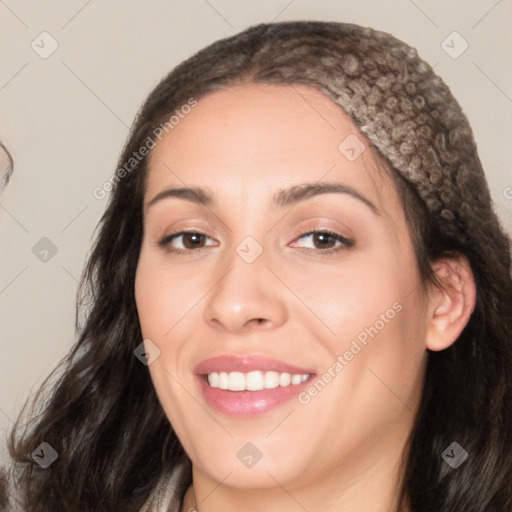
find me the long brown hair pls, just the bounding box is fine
[5,21,512,511]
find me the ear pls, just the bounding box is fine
[425,254,477,351]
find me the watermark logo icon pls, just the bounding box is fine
[338,134,366,161]
[442,442,468,469]
[236,236,263,264]
[31,442,58,468]
[134,339,161,366]
[237,442,263,468]
[31,32,59,59]
[441,32,469,59]
[32,237,58,263]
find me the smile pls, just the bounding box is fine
[206,370,310,391]
[194,354,316,418]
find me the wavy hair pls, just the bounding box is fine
[0,140,13,191]
[5,21,512,511]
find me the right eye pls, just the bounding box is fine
[158,230,217,255]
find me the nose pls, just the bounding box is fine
[202,243,287,334]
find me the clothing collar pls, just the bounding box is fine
[140,457,192,512]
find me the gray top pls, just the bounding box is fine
[139,458,192,512]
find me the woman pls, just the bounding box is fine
[5,20,512,512]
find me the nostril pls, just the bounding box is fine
[249,318,266,325]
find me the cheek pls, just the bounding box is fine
[317,248,425,396]
[135,256,200,436]
[289,247,419,347]
[294,264,426,456]
[295,241,426,407]
[134,253,203,387]
[134,253,185,340]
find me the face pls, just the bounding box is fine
[135,83,429,493]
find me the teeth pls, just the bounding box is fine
[219,372,229,390]
[264,371,280,389]
[206,371,310,391]
[246,371,265,391]
[229,371,245,391]
[291,374,302,385]
[279,372,291,386]
[208,371,220,388]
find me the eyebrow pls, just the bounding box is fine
[145,181,380,215]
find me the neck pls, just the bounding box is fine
[182,434,411,512]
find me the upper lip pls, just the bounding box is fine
[194,355,315,375]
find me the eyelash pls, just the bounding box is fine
[157,228,353,256]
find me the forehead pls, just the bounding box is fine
[150,82,362,163]
[145,82,400,218]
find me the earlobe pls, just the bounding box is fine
[425,255,477,352]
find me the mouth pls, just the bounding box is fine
[202,370,311,391]
[194,355,316,418]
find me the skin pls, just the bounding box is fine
[134,83,476,512]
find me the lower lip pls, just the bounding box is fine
[196,375,314,418]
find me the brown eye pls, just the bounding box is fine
[311,232,337,249]
[158,231,216,254]
[291,229,354,253]
[180,232,207,249]
[158,229,353,256]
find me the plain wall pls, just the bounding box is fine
[1,0,511,461]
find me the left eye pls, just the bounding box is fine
[291,230,353,252]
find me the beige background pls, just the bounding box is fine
[1,0,511,461]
